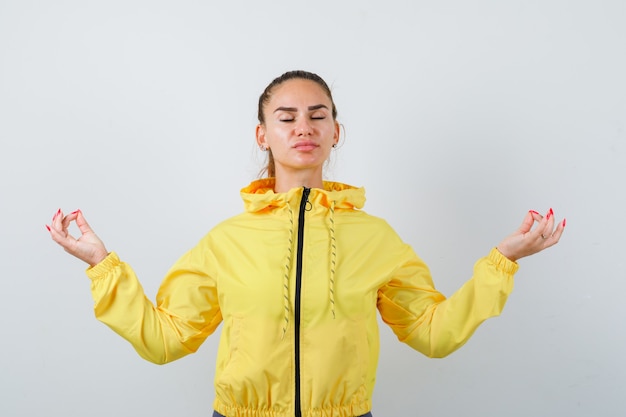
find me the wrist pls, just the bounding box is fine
[496,245,517,262]
[89,250,109,267]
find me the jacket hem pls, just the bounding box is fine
[214,398,371,417]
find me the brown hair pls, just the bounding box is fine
[258,70,338,177]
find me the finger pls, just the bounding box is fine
[74,210,95,236]
[50,208,61,226]
[49,209,74,246]
[541,208,556,237]
[528,209,543,222]
[61,210,80,229]
[553,218,566,241]
[50,208,65,233]
[517,210,537,234]
[48,220,77,249]
[545,217,567,247]
[536,209,560,243]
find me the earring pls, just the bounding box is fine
[332,143,337,148]
[259,144,268,151]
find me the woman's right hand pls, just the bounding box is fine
[47,209,109,267]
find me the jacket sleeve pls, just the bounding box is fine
[377,247,517,358]
[86,240,222,364]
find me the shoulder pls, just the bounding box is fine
[337,210,407,246]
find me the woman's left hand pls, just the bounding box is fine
[496,209,566,262]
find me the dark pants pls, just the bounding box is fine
[213,412,372,417]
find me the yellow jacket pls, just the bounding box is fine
[87,179,518,417]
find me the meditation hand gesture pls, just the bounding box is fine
[497,209,566,262]
[47,209,108,267]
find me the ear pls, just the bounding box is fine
[256,124,267,148]
[333,121,340,146]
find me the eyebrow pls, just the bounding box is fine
[273,104,329,113]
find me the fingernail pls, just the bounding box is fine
[547,208,553,220]
[562,218,567,227]
[45,224,51,232]
[71,210,79,215]
[529,210,539,215]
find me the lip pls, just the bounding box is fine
[293,141,319,151]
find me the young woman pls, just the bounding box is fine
[47,70,566,417]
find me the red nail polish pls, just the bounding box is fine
[45,225,51,232]
[71,210,79,215]
[547,208,553,220]
[562,218,567,227]
[529,210,539,215]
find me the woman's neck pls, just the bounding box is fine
[274,168,324,193]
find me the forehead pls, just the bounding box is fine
[269,79,331,105]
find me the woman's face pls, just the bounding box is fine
[256,78,339,178]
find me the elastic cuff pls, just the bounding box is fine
[86,252,120,280]
[488,247,519,275]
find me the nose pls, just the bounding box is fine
[295,119,312,136]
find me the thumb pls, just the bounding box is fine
[74,210,95,236]
[517,211,536,235]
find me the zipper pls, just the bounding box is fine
[294,186,311,417]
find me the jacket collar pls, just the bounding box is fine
[240,178,366,213]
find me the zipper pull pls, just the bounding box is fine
[303,187,312,211]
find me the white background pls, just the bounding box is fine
[1,1,624,416]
